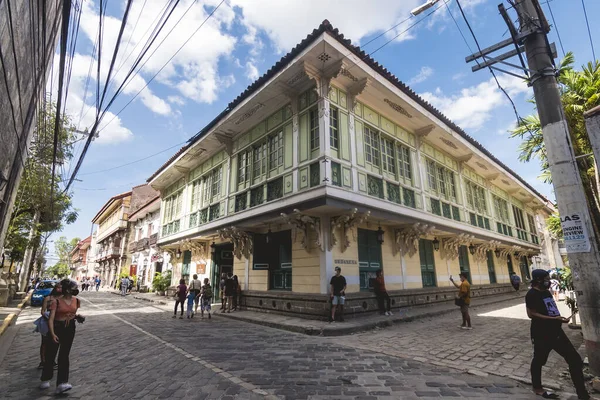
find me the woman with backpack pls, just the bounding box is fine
[40,279,84,394]
[200,278,213,319]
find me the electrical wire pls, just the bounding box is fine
[580,0,596,62]
[455,0,523,123]
[545,0,565,58]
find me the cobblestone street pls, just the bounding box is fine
[0,292,585,399]
[332,296,585,390]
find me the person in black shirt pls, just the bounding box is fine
[329,266,347,322]
[526,269,589,400]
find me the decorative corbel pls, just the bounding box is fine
[348,77,370,110]
[214,133,234,156]
[330,208,371,252]
[440,234,475,260]
[414,124,435,138]
[394,223,435,257]
[473,240,501,263]
[455,153,473,163]
[217,227,253,260]
[484,173,500,181]
[179,239,208,262]
[280,209,323,252]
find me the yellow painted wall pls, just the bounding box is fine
[381,229,402,290]
[403,250,423,289]
[292,229,321,293]
[331,225,359,293]
[233,256,247,288]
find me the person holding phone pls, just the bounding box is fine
[450,273,471,330]
[526,269,589,400]
[40,279,83,394]
[329,266,347,322]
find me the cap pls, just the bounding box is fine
[334,266,341,271]
[531,269,549,280]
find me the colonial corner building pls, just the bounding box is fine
[146,21,562,319]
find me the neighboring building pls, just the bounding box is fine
[92,192,132,288]
[0,1,61,251]
[69,236,92,281]
[147,21,562,318]
[125,185,170,290]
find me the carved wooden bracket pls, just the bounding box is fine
[499,245,526,260]
[455,153,473,163]
[179,239,208,263]
[414,124,435,137]
[218,227,253,260]
[348,78,370,110]
[214,133,234,155]
[330,208,371,252]
[280,209,323,252]
[473,240,502,263]
[394,223,435,257]
[440,234,475,260]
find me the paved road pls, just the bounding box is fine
[333,296,584,390]
[0,292,561,399]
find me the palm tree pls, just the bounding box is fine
[510,53,600,238]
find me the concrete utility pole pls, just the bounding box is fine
[515,0,600,374]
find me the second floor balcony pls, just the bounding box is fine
[96,246,121,260]
[136,238,149,251]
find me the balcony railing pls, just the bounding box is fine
[136,238,149,251]
[128,241,137,252]
[97,247,120,259]
[149,233,158,246]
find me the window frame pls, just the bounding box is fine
[309,107,319,151]
[329,106,339,149]
[426,157,457,202]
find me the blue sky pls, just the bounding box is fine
[50,0,600,254]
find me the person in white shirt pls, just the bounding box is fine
[120,277,129,296]
[189,274,203,315]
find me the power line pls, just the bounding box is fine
[580,0,596,62]
[544,0,565,58]
[454,0,523,123]
[78,140,188,176]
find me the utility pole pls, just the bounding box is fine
[513,0,600,374]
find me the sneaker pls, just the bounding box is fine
[465,326,473,330]
[388,311,393,316]
[37,362,44,369]
[39,381,50,390]
[461,326,473,330]
[384,311,390,316]
[56,383,72,394]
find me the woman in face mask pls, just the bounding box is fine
[40,279,84,395]
[525,269,589,400]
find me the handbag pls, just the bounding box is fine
[454,297,465,307]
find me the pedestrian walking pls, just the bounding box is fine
[510,272,521,292]
[40,279,84,394]
[173,279,186,319]
[224,273,235,313]
[231,275,241,311]
[95,277,101,291]
[526,269,589,400]
[219,273,227,310]
[186,289,195,319]
[35,284,62,369]
[127,277,133,293]
[329,266,347,322]
[200,278,213,319]
[189,274,202,314]
[450,273,472,330]
[373,269,392,316]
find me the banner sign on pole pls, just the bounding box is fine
[561,213,591,253]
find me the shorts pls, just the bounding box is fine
[460,304,470,313]
[201,299,212,311]
[332,295,345,305]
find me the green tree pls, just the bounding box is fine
[510,53,600,238]
[44,263,71,279]
[4,102,79,288]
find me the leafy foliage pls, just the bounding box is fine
[546,213,563,238]
[44,262,71,279]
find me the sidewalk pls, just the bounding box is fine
[0,291,32,338]
[118,290,526,336]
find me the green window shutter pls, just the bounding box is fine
[355,120,365,166]
[229,156,237,193]
[284,123,293,169]
[340,111,350,161]
[299,113,308,162]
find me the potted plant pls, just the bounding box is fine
[152,272,164,295]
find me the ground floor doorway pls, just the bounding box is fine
[253,230,292,290]
[211,243,233,301]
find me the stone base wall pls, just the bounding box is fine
[240,284,517,320]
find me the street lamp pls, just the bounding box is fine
[210,242,216,255]
[411,0,440,16]
[494,248,501,258]
[376,226,385,245]
[468,244,476,255]
[432,237,440,251]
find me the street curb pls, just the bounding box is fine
[214,292,527,337]
[0,291,32,338]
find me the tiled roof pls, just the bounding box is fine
[91,191,132,223]
[147,20,549,204]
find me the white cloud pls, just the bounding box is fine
[408,66,434,85]
[452,72,466,81]
[167,96,186,106]
[497,121,517,135]
[420,74,530,131]
[230,0,422,51]
[245,61,260,81]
